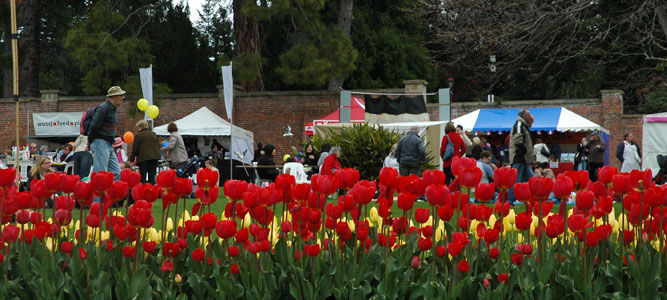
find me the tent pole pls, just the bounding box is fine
[11,0,19,183]
[229,119,233,181]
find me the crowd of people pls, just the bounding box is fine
[2,85,646,207]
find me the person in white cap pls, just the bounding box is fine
[89,86,125,180]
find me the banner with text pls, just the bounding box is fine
[33,112,83,136]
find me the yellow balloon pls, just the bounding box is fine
[146,105,159,119]
[137,98,149,111]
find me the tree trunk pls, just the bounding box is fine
[328,0,353,91]
[233,0,263,91]
[657,6,667,40]
[18,0,39,97]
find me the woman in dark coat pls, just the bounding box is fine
[302,143,319,166]
[129,120,161,184]
[257,144,279,181]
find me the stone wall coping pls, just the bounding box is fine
[600,90,624,95]
[430,98,600,108]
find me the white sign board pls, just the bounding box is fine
[33,112,83,136]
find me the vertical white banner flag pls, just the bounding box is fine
[139,65,153,121]
[221,63,233,120]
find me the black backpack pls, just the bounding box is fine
[80,106,99,135]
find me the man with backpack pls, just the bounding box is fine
[87,86,125,180]
[507,109,535,202]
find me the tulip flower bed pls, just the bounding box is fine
[0,157,665,299]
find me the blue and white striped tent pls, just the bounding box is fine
[452,107,608,134]
[452,107,610,164]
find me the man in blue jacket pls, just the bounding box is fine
[395,126,426,177]
[88,86,125,180]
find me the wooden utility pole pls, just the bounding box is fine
[10,0,19,178]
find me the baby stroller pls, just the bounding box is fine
[177,156,201,178]
[654,154,667,185]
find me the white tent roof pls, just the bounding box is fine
[153,107,255,163]
[642,111,667,175]
[451,107,608,133]
[154,107,253,141]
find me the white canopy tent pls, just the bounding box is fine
[153,107,255,164]
[642,112,667,175]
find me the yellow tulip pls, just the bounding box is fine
[369,206,379,224]
[507,210,516,225]
[488,214,497,227]
[435,225,445,243]
[166,218,174,233]
[243,214,251,228]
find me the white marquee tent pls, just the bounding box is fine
[153,107,255,164]
[642,112,667,175]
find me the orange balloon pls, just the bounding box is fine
[123,131,134,144]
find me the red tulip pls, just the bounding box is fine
[44,172,62,193]
[397,192,415,211]
[304,244,321,257]
[529,177,552,200]
[423,169,445,186]
[192,248,206,262]
[475,183,495,203]
[215,220,237,239]
[61,241,74,253]
[16,191,32,210]
[426,184,449,207]
[351,180,376,205]
[2,225,18,243]
[515,211,532,231]
[489,248,499,259]
[379,167,399,189]
[623,230,634,244]
[553,174,573,199]
[546,214,564,238]
[142,241,157,254]
[54,195,75,211]
[598,166,617,185]
[16,209,30,224]
[565,170,589,191]
[494,201,510,217]
[514,183,532,202]
[516,243,533,255]
[575,190,595,211]
[73,181,94,207]
[161,260,174,272]
[457,260,470,273]
[0,167,16,188]
[437,203,453,221]
[54,209,72,226]
[131,183,160,202]
[275,174,296,194]
[173,178,193,197]
[197,168,219,190]
[498,273,509,284]
[452,157,476,177]
[109,181,128,203]
[511,253,523,266]
[59,175,79,194]
[612,174,631,195]
[568,214,588,232]
[585,230,600,247]
[122,246,136,258]
[494,167,517,190]
[231,264,240,274]
[311,174,338,196]
[336,168,360,190]
[30,179,52,200]
[484,228,499,244]
[195,185,219,205]
[415,208,430,224]
[127,200,154,228]
[630,169,652,191]
[91,171,114,195]
[157,169,177,191]
[120,169,141,189]
[411,256,420,268]
[459,167,482,188]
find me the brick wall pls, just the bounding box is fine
[0,88,641,169]
[0,90,340,157]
